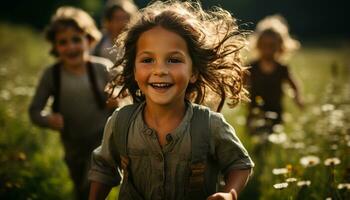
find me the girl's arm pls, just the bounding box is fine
[89,181,112,200]
[29,68,63,129]
[224,169,251,199]
[208,112,254,200]
[286,72,304,108]
[88,111,122,198]
[207,169,251,200]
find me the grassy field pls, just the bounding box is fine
[227,40,350,199]
[0,23,73,199]
[0,23,349,199]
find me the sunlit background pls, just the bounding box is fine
[0,0,349,199]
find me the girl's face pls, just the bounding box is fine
[106,9,130,38]
[54,27,90,67]
[257,34,282,60]
[134,26,197,107]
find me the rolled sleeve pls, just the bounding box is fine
[88,110,121,186]
[28,68,53,128]
[211,112,254,175]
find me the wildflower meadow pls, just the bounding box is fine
[0,22,349,200]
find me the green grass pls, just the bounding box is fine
[0,22,73,199]
[0,22,349,199]
[227,41,350,199]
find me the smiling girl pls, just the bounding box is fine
[89,1,254,200]
[28,6,115,200]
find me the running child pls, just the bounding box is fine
[89,1,254,199]
[29,6,114,200]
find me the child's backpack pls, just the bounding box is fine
[51,62,106,112]
[110,103,219,200]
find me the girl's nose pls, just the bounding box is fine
[153,62,169,76]
[65,41,76,49]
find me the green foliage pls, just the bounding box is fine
[80,0,103,15]
[230,41,350,199]
[0,22,349,199]
[0,23,73,199]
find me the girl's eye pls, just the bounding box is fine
[72,36,82,44]
[141,58,153,63]
[168,58,182,63]
[57,39,68,46]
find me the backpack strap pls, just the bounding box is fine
[86,61,106,109]
[188,104,211,199]
[111,104,140,176]
[51,63,61,113]
[110,103,144,198]
[112,103,139,156]
[51,62,107,112]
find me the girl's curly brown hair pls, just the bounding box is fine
[108,0,249,112]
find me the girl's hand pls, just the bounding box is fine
[295,94,305,109]
[47,113,64,130]
[207,190,237,200]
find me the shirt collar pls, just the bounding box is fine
[135,101,194,141]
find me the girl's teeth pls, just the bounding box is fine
[151,83,171,88]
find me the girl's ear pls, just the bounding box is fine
[134,67,140,84]
[190,72,198,84]
[278,44,285,54]
[87,35,96,47]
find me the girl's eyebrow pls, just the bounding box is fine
[136,51,152,57]
[136,50,187,57]
[167,51,186,57]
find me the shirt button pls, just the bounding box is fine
[144,128,153,136]
[166,134,172,142]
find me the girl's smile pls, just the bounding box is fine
[148,82,174,92]
[134,26,197,107]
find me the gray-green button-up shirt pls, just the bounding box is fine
[89,102,254,200]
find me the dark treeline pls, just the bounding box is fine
[1,0,348,38]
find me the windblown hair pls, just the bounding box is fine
[107,0,249,112]
[45,6,101,56]
[249,14,300,61]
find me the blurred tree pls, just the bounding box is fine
[0,1,348,47]
[201,0,348,38]
[0,0,103,29]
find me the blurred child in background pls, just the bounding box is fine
[92,0,138,63]
[246,15,304,136]
[28,6,115,200]
[241,14,304,200]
